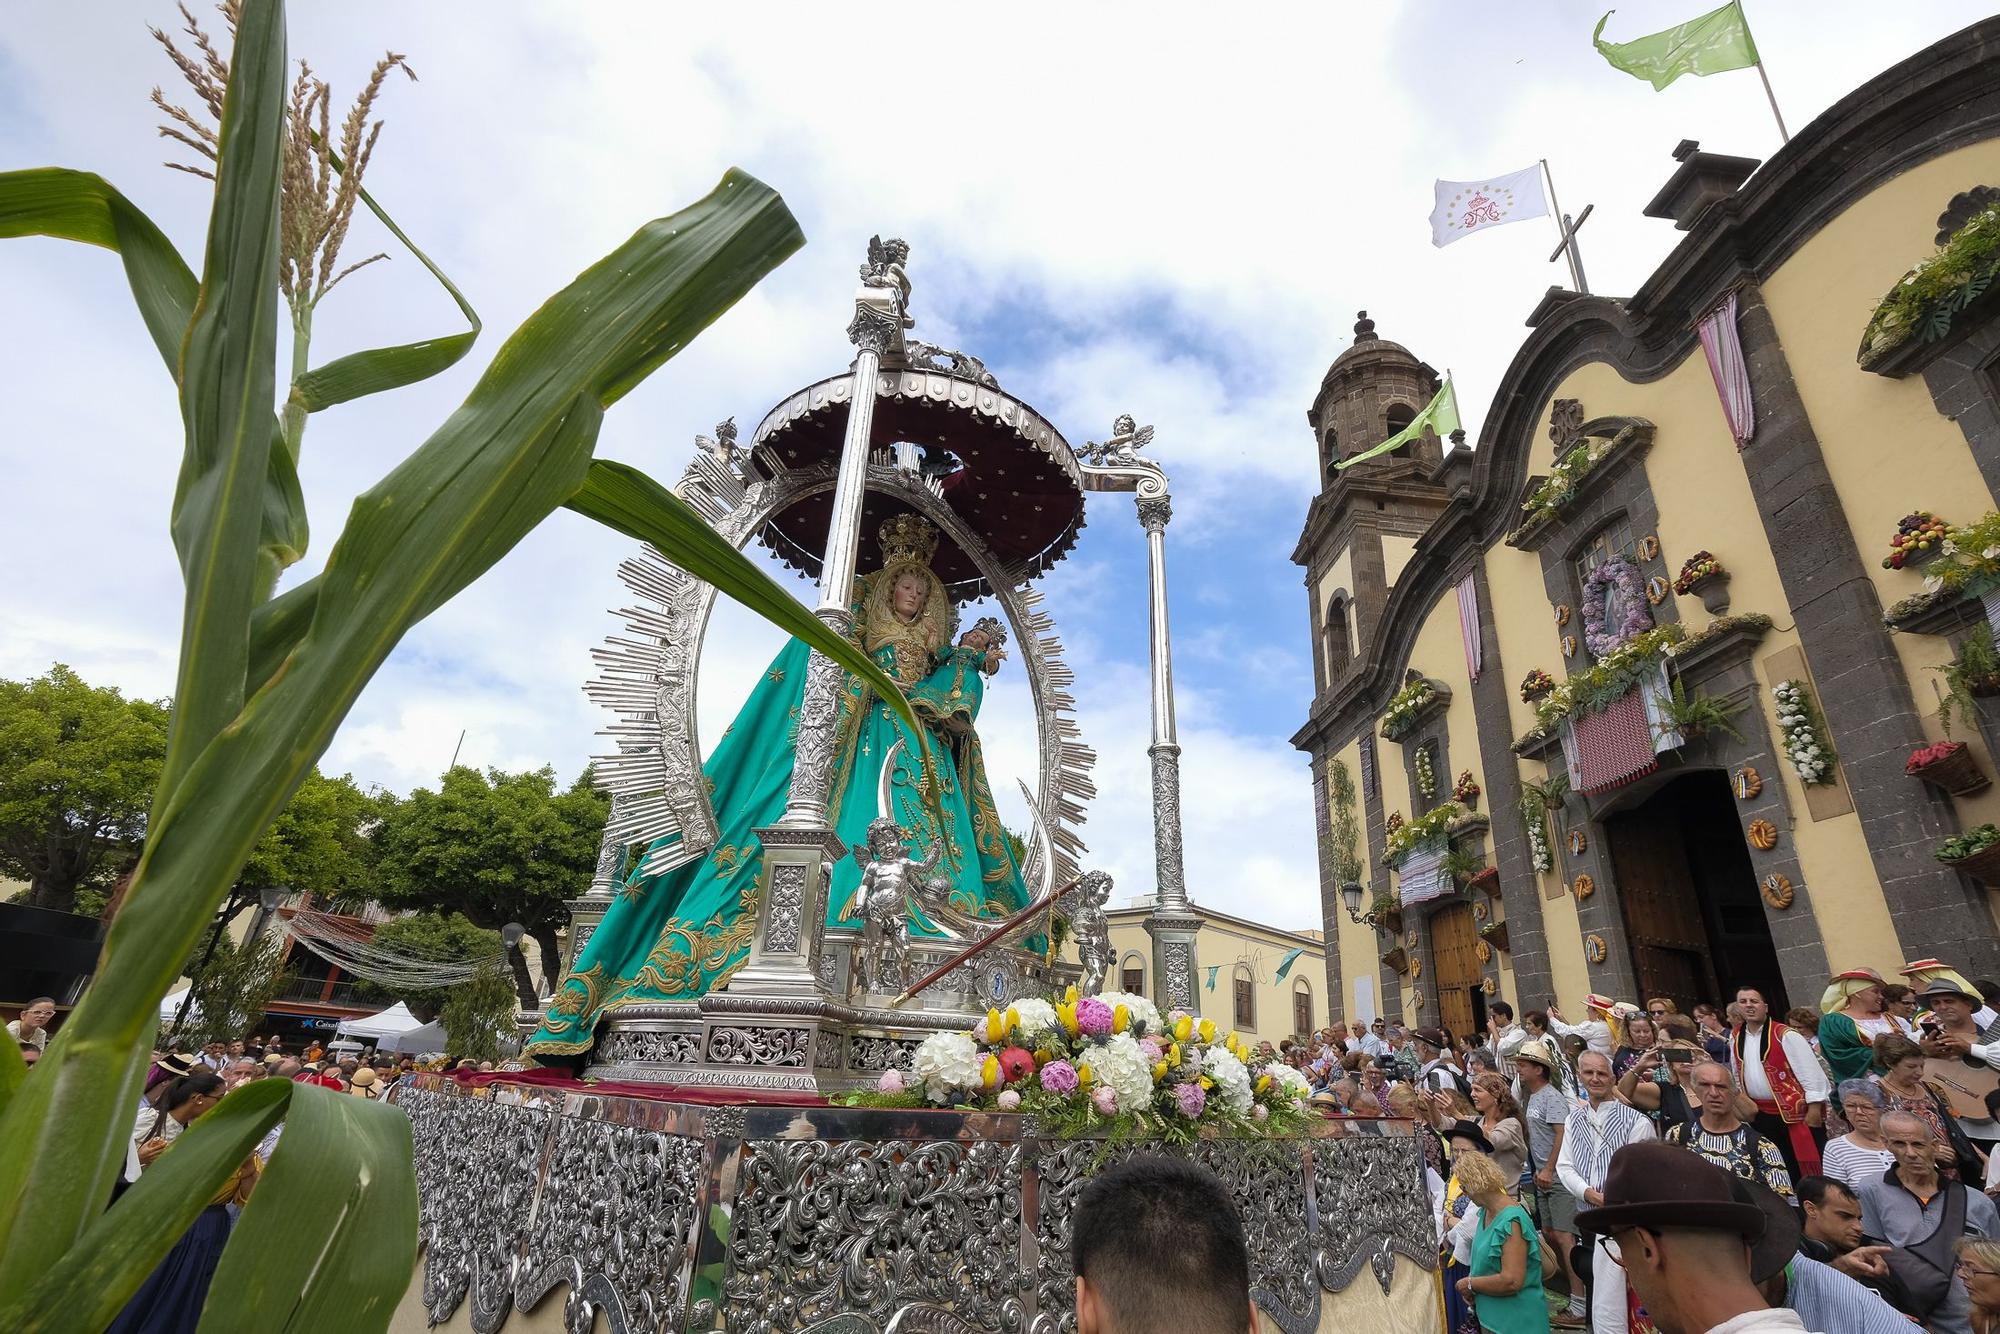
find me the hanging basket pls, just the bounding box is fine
[1973,674,2000,699]
[1469,866,1502,900]
[1684,571,1731,616]
[1480,921,1510,952]
[1911,744,1993,797]
[1378,907,1405,935]
[1381,946,1409,974]
[1943,842,2000,887]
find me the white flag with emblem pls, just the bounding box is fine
[1430,166,1550,248]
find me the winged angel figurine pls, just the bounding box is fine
[860,235,915,329]
[1078,414,1154,468]
[695,417,740,471]
[846,816,948,993]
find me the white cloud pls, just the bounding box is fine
[1,0,1989,938]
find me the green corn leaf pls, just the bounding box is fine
[0,168,802,1295]
[290,168,480,412]
[199,1083,416,1332]
[245,573,320,695]
[565,458,927,745]
[154,0,287,816]
[0,168,307,596]
[0,1029,22,1120]
[0,1079,287,1332]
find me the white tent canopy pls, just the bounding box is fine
[335,1002,446,1054]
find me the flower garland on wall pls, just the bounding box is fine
[1381,675,1439,741]
[1385,801,1472,861]
[1520,435,1616,530]
[1329,759,1363,884]
[1581,557,1652,657]
[1415,746,1437,800]
[1915,510,2000,597]
[1531,624,1686,731]
[1861,198,2000,366]
[839,990,1313,1143]
[1518,775,1566,877]
[1772,679,1837,785]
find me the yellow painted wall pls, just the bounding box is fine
[1313,545,1359,679]
[1106,910,1325,1044]
[1763,139,2000,842]
[1325,737,1388,1027]
[1382,534,1418,589]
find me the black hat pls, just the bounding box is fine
[1919,976,1983,1005]
[1573,1142,1768,1239]
[1734,1175,1803,1284]
[1444,1119,1494,1155]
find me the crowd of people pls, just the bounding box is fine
[1250,957,2000,1332]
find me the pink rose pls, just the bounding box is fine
[1039,1060,1080,1095]
[1252,1104,1269,1122]
[877,1069,905,1094]
[997,1089,1022,1110]
[1091,1086,1118,1115]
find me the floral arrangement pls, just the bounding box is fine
[1937,824,2000,864]
[1385,801,1469,861]
[1329,759,1363,885]
[1525,819,1553,874]
[1530,624,1686,730]
[1384,811,1405,838]
[1381,675,1439,740]
[1453,770,1481,804]
[1673,551,1725,594]
[1882,512,1951,570]
[1919,511,2000,598]
[845,989,1315,1143]
[1519,669,1555,703]
[1862,198,2000,364]
[1415,747,1437,800]
[1908,740,1970,775]
[1581,558,1652,657]
[1772,679,1837,785]
[1518,774,1565,876]
[1520,435,1615,530]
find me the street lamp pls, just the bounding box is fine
[500,922,525,952]
[1339,880,1383,930]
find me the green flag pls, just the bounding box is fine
[1206,965,1220,993]
[1593,2,1759,91]
[1273,947,1307,981]
[1335,376,1459,472]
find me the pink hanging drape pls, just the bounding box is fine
[1455,573,1483,681]
[1698,290,1755,448]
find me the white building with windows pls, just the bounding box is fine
[1105,899,1326,1046]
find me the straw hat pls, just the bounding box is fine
[347,1067,380,1096]
[1512,1039,1561,1075]
[1820,967,1887,1015]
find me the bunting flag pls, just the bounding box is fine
[1273,947,1307,982]
[1206,965,1220,993]
[1455,573,1484,681]
[1336,377,1460,471]
[1593,3,1758,91]
[1697,291,1755,447]
[1429,166,1549,248]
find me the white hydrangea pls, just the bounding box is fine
[1094,990,1164,1037]
[1262,1062,1313,1106]
[1009,998,1059,1040]
[912,1031,982,1102]
[1086,1032,1157,1112]
[1204,1044,1255,1115]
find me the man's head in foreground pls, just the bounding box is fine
[1073,1154,1254,1334]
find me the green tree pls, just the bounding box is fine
[0,664,169,913]
[371,766,607,1007]
[357,911,500,1022]
[240,768,380,905]
[169,932,292,1049]
[438,961,518,1064]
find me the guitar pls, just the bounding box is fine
[1924,1057,2000,1121]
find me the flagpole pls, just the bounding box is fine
[1540,159,1585,292]
[1738,2,1790,143]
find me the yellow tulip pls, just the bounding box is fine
[1005,1005,1021,1035]
[1256,1074,1272,1094]
[1198,1019,1215,1043]
[1078,1062,1094,1086]
[1167,1043,1182,1068]
[1200,1075,1214,1089]
[1113,1004,1130,1035]
[982,1054,1000,1089]
[1152,1061,1168,1082]
[984,1008,1006,1043]
[1173,1015,1194,1042]
[1059,1003,1080,1037]
[1034,1049,1053,1066]
[1065,985,1079,1005]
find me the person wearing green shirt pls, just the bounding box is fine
[1818,968,1910,1084]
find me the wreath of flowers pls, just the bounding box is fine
[1673,550,1725,594]
[1772,679,1836,785]
[841,990,1313,1142]
[1415,747,1437,800]
[1519,669,1555,703]
[1581,558,1652,657]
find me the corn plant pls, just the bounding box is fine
[0,2,923,1327]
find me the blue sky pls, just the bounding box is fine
[2,1,1990,930]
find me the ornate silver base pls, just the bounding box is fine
[581,930,1080,1093]
[399,1075,1438,1334]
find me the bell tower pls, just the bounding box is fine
[1294,312,1452,700]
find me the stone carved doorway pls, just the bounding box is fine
[1605,771,1785,1014]
[1429,902,1485,1044]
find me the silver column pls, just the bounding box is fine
[734,267,906,1001]
[1136,493,1201,1012]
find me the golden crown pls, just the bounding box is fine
[878,513,940,568]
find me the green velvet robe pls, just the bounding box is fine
[528,635,1029,1056]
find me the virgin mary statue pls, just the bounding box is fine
[529,514,1031,1057]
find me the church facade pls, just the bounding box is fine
[1295,18,2000,1039]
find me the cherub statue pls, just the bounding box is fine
[1078,414,1155,468]
[846,816,947,994]
[1062,870,1114,994]
[956,615,1009,677]
[860,235,915,329]
[695,417,740,470]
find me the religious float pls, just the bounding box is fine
[394,242,1439,1334]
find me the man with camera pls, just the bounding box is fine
[1614,1021,1716,1135]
